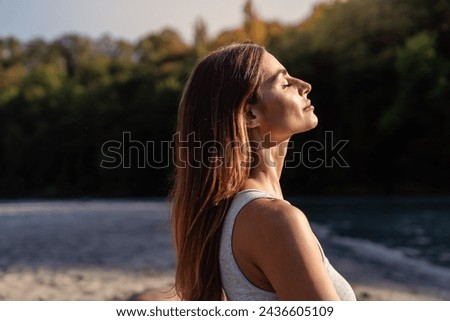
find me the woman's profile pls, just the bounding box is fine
[171,42,356,301]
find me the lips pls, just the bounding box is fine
[303,99,313,111]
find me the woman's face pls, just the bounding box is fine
[247,51,318,143]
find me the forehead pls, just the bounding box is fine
[260,51,286,82]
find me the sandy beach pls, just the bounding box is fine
[0,199,449,301]
[1,268,445,301]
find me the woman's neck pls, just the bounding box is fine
[242,138,290,199]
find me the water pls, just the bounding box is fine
[290,196,450,270]
[0,199,175,271]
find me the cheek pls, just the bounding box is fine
[260,92,299,121]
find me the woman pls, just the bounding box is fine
[171,42,356,301]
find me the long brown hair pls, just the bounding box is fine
[171,43,265,300]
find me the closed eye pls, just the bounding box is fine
[282,83,292,89]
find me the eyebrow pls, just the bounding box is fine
[269,68,287,82]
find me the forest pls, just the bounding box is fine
[0,0,449,197]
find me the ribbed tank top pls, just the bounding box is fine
[219,189,356,301]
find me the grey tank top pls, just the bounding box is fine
[219,189,356,301]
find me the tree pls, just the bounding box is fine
[194,18,208,57]
[135,28,188,66]
[243,0,267,44]
[55,34,95,78]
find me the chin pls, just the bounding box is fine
[310,116,319,129]
[300,116,319,133]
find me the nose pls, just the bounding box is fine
[297,79,311,96]
[292,78,311,96]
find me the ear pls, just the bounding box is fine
[244,103,261,129]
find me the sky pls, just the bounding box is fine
[0,0,324,44]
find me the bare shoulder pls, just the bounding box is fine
[235,198,317,262]
[234,197,339,299]
[237,198,339,300]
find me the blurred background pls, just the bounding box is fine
[0,0,449,300]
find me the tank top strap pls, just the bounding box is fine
[227,189,278,220]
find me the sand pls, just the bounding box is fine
[0,267,175,301]
[0,267,445,301]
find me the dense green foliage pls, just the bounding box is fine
[1,0,449,197]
